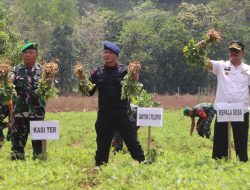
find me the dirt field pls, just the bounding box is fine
[46,94,215,112]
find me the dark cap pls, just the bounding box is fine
[183,107,191,116]
[229,40,244,51]
[104,41,120,55]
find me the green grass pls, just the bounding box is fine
[0,111,249,190]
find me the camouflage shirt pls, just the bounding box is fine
[192,103,214,119]
[11,63,45,119]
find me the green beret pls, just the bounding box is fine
[21,42,38,52]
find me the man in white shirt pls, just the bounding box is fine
[207,40,249,162]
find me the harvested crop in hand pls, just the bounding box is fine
[183,29,221,67]
[0,59,11,77]
[0,58,14,105]
[121,61,143,100]
[74,62,95,96]
[204,29,221,43]
[41,60,59,85]
[36,60,59,105]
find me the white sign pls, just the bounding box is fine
[215,103,244,122]
[30,121,60,140]
[137,108,163,127]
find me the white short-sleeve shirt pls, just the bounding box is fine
[211,60,250,112]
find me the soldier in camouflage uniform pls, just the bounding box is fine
[112,104,140,153]
[183,103,216,138]
[10,42,45,160]
[0,100,12,147]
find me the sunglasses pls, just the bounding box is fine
[229,50,242,57]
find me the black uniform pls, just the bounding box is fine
[90,64,145,166]
[113,104,140,153]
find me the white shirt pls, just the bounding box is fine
[211,60,250,112]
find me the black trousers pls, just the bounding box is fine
[11,118,43,157]
[95,109,145,166]
[212,112,249,162]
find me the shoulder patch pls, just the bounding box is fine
[14,64,24,69]
[118,64,128,73]
[91,67,100,76]
[13,64,25,71]
[93,65,104,73]
[118,64,126,68]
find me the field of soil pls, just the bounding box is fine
[46,94,216,112]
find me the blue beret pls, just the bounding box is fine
[104,41,120,55]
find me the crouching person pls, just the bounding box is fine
[183,103,216,138]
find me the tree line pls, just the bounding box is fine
[0,0,250,94]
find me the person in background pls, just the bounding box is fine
[183,103,215,138]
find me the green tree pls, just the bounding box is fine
[73,8,123,69]
[0,1,21,65]
[10,0,78,52]
[46,25,75,94]
[208,0,250,61]
[120,1,213,94]
[178,2,216,37]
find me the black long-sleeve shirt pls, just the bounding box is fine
[90,64,130,111]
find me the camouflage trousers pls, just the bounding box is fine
[197,108,216,138]
[11,117,43,160]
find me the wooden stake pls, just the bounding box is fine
[228,122,232,160]
[41,140,47,160]
[197,87,200,104]
[147,126,152,153]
